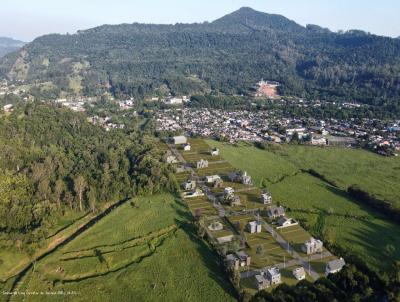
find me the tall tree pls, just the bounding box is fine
[74,175,87,212]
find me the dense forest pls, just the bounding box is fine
[0,103,178,251]
[0,7,400,110]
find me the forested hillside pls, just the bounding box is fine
[0,37,25,57]
[1,7,400,110]
[0,103,178,250]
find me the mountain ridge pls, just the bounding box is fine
[0,36,25,58]
[0,7,399,110]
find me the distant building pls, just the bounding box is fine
[166,155,178,164]
[325,258,346,275]
[326,136,357,147]
[210,147,220,156]
[2,104,14,113]
[182,180,196,191]
[228,170,252,185]
[172,136,187,145]
[267,206,285,218]
[246,221,262,234]
[254,274,271,291]
[226,251,251,270]
[196,159,209,169]
[302,237,323,255]
[208,221,224,231]
[224,187,235,196]
[293,267,306,281]
[311,135,327,146]
[261,192,272,205]
[277,216,293,228]
[183,143,191,151]
[183,188,205,199]
[206,175,221,184]
[266,267,281,285]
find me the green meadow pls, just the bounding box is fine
[206,140,400,271]
[8,194,236,302]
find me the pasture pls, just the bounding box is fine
[10,194,236,302]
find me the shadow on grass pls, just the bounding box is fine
[172,199,238,300]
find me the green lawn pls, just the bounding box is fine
[206,140,400,271]
[10,194,236,302]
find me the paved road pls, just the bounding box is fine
[258,217,321,281]
[240,259,301,278]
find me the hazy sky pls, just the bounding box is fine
[1,0,399,41]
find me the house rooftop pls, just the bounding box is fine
[327,258,346,271]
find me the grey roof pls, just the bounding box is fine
[236,251,249,259]
[327,258,346,271]
[226,254,237,262]
[255,275,266,283]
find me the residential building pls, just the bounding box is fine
[266,267,281,285]
[246,221,262,234]
[261,192,272,205]
[277,216,293,228]
[228,170,252,185]
[311,135,327,146]
[210,147,220,156]
[182,180,196,191]
[224,187,235,196]
[293,267,306,280]
[325,258,346,275]
[302,237,323,255]
[3,104,14,113]
[226,251,251,270]
[183,188,204,198]
[267,206,285,218]
[196,159,209,169]
[206,175,221,184]
[254,274,271,291]
[183,143,191,151]
[208,221,223,231]
[166,155,178,164]
[172,135,187,145]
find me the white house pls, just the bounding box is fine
[210,148,220,156]
[302,237,323,255]
[254,274,270,291]
[311,135,327,146]
[277,216,293,228]
[293,267,306,281]
[224,187,235,196]
[172,136,187,145]
[166,155,178,164]
[261,193,272,205]
[183,188,205,199]
[3,104,14,112]
[183,143,191,151]
[196,159,209,169]
[266,267,281,285]
[206,175,221,184]
[246,221,262,234]
[325,258,346,275]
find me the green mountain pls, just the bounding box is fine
[1,7,399,108]
[0,37,25,57]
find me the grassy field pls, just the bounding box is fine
[279,145,400,210]
[206,140,400,271]
[8,194,236,302]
